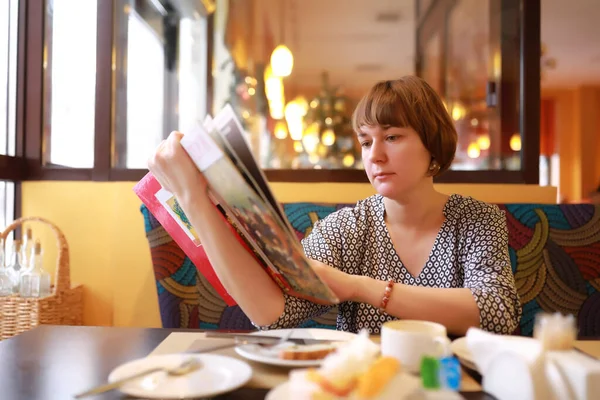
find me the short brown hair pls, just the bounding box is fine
[351,76,457,176]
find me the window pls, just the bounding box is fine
[122,9,166,169]
[113,0,210,169]
[16,0,539,184]
[1,0,18,229]
[416,0,540,183]
[43,0,98,167]
[178,17,208,133]
[444,0,510,171]
[0,182,15,231]
[1,0,18,157]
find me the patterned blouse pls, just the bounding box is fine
[255,194,522,335]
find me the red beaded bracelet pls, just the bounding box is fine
[378,279,395,314]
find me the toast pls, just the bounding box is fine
[279,343,340,360]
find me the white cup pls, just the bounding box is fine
[381,320,452,374]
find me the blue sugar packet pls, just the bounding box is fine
[438,356,462,391]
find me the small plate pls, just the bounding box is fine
[451,335,535,372]
[450,337,479,371]
[107,353,252,399]
[235,328,356,367]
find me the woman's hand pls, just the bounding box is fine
[147,131,208,203]
[309,259,359,303]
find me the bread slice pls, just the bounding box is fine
[278,343,340,360]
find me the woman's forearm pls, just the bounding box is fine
[178,190,284,326]
[353,276,480,336]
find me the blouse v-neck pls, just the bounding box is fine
[378,194,456,281]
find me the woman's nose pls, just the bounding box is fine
[368,140,386,163]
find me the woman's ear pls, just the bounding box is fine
[427,159,441,177]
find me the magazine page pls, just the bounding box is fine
[180,124,339,304]
[202,115,267,205]
[211,104,296,237]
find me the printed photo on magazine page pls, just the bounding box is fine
[155,188,202,246]
[180,123,339,304]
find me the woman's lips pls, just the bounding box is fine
[373,173,395,181]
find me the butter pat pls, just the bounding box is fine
[534,312,576,351]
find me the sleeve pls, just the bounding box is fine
[251,208,360,330]
[462,205,522,334]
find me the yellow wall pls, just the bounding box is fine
[21,181,557,328]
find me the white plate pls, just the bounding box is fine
[234,328,357,367]
[107,353,252,399]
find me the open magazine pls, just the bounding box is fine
[134,104,339,306]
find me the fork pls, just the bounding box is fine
[194,329,295,353]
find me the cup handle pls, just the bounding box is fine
[434,336,452,358]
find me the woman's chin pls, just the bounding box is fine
[374,183,399,199]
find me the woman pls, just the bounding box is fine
[148,76,521,336]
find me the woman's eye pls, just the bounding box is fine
[386,135,399,142]
[360,142,371,148]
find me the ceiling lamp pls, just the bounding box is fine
[467,142,481,159]
[510,133,522,152]
[270,0,294,77]
[477,134,491,151]
[271,44,293,77]
[451,103,466,121]
[322,129,336,146]
[274,120,288,139]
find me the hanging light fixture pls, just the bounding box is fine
[467,142,481,159]
[274,120,288,139]
[271,45,293,77]
[270,0,293,77]
[510,133,522,151]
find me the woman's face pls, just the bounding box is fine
[358,125,432,199]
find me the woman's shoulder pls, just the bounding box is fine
[445,193,505,225]
[316,194,382,229]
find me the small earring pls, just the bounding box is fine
[429,161,440,175]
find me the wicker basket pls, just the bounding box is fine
[0,217,83,340]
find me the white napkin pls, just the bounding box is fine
[465,328,552,400]
[465,328,543,374]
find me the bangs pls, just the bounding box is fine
[351,81,411,133]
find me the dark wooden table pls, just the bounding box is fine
[0,325,495,400]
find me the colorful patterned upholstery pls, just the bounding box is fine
[140,202,600,336]
[500,203,600,337]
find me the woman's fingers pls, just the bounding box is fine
[147,129,209,196]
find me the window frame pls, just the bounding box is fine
[13,0,539,184]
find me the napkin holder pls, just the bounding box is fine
[481,348,600,400]
[481,349,552,400]
[545,350,600,400]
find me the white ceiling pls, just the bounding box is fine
[541,0,600,87]
[279,0,415,93]
[265,0,600,93]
